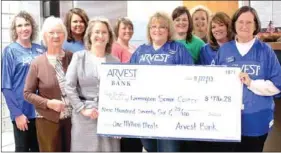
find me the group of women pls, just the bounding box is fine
[2,4,281,153]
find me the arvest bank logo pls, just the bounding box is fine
[106,69,137,86]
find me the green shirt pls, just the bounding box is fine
[176,35,205,63]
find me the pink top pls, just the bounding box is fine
[111,42,136,63]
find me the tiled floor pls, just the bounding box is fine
[0,130,147,152]
[1,131,15,152]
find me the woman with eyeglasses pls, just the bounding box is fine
[24,16,73,152]
[215,6,281,152]
[129,12,193,152]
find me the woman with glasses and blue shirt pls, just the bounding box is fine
[215,6,281,152]
[129,12,193,152]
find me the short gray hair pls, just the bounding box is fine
[40,16,67,47]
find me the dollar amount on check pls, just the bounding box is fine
[97,64,242,142]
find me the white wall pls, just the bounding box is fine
[250,1,281,28]
[127,1,183,46]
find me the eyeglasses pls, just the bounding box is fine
[47,31,64,36]
[236,20,254,27]
[150,25,168,31]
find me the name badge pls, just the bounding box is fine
[226,56,235,63]
[36,48,44,53]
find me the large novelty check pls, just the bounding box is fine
[97,64,242,142]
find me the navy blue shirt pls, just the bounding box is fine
[1,42,45,120]
[199,44,218,65]
[215,39,281,136]
[130,41,193,65]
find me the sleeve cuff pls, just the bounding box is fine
[11,110,23,119]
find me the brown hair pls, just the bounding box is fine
[146,12,174,44]
[83,18,114,54]
[10,11,38,42]
[114,17,134,39]
[207,12,234,51]
[172,6,193,42]
[231,6,261,36]
[64,8,89,42]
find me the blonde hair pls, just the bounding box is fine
[191,5,212,23]
[146,12,174,44]
[83,17,114,54]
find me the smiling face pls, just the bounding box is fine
[173,13,189,34]
[70,13,86,36]
[211,21,228,42]
[44,24,65,48]
[90,21,109,49]
[149,18,169,44]
[235,11,256,41]
[193,10,208,33]
[15,17,32,42]
[118,22,133,42]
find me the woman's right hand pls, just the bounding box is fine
[47,99,65,112]
[81,108,99,119]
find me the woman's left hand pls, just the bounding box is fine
[239,72,252,87]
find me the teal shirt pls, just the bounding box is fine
[176,35,205,63]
